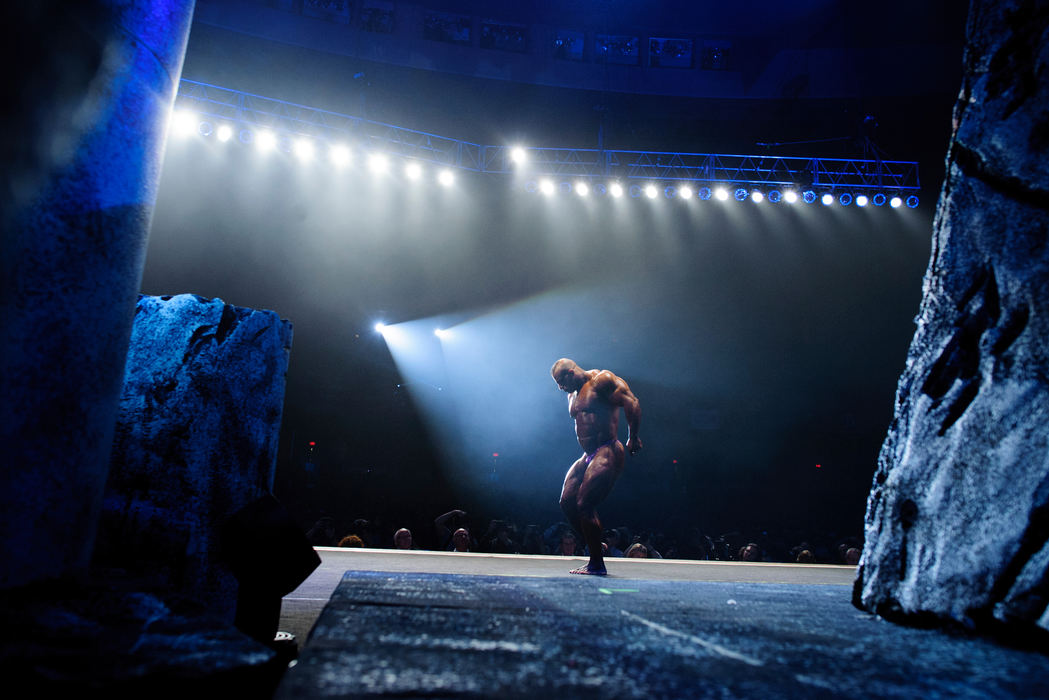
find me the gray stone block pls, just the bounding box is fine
[97,294,293,622]
[855,0,1049,635]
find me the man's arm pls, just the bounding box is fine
[596,371,642,455]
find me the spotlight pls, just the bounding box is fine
[821,193,835,206]
[374,322,387,334]
[434,328,449,338]
[802,190,817,204]
[256,130,277,152]
[751,191,764,203]
[645,184,658,199]
[197,121,213,137]
[839,192,853,206]
[679,185,693,200]
[293,138,315,161]
[216,124,233,142]
[368,153,390,174]
[698,187,712,200]
[856,195,869,207]
[890,196,903,208]
[873,193,887,206]
[539,179,555,195]
[171,110,195,136]
[768,190,783,203]
[733,188,748,201]
[784,190,799,204]
[238,129,254,145]
[405,162,423,180]
[715,187,729,201]
[510,147,527,164]
[906,195,920,208]
[331,144,351,167]
[664,185,676,199]
[438,169,455,186]
[575,181,589,196]
[609,182,624,198]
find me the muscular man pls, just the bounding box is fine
[551,358,641,575]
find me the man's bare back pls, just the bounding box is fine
[551,358,641,575]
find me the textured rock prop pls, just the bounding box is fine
[96,294,293,622]
[0,0,195,590]
[855,1,1049,636]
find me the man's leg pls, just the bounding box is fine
[571,443,624,575]
[559,456,586,539]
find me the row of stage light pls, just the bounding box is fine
[169,110,919,209]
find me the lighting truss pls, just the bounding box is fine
[175,80,920,193]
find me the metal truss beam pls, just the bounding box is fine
[176,80,919,192]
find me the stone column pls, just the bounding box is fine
[856,0,1049,635]
[0,1,195,589]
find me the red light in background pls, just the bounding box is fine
[816,463,821,469]
[492,452,500,458]
[309,441,316,447]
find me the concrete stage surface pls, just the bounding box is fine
[277,549,1049,698]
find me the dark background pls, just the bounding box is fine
[141,0,967,549]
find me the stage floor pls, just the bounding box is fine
[276,550,1049,698]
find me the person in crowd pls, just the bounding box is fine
[558,531,580,556]
[451,527,472,552]
[434,509,469,551]
[393,527,414,550]
[305,516,337,546]
[739,542,763,562]
[338,534,364,547]
[550,358,642,576]
[625,542,649,558]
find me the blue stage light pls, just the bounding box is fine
[197,121,213,137]
[767,190,782,203]
[872,193,887,206]
[839,193,853,206]
[803,190,817,204]
[171,110,196,136]
[664,185,676,199]
[629,185,642,198]
[256,130,277,152]
[524,180,538,193]
[559,182,572,195]
[906,195,920,208]
[734,187,748,201]
[594,183,607,196]
[698,187,712,200]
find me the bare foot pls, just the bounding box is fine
[569,565,607,576]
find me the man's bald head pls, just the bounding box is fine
[551,358,586,393]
